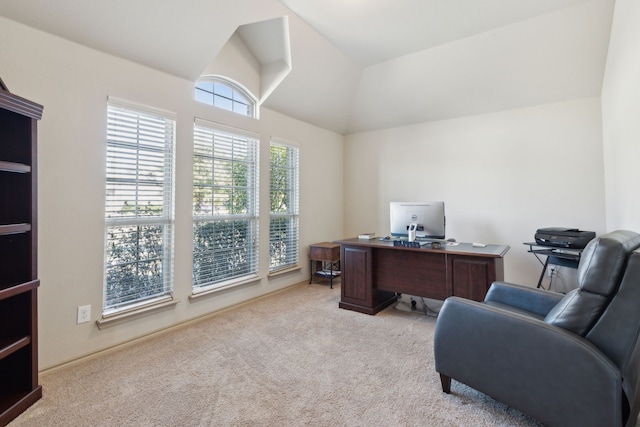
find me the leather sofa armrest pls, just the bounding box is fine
[434,297,622,427]
[484,281,564,317]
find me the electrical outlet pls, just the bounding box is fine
[77,305,91,324]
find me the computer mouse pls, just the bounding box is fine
[447,238,456,242]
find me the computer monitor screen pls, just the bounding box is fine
[389,201,445,239]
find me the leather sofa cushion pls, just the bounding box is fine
[544,230,640,336]
[544,289,607,336]
[578,230,640,295]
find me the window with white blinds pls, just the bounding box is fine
[269,140,299,271]
[192,120,259,291]
[104,99,175,314]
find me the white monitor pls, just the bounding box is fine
[390,201,445,239]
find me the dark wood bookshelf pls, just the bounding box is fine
[0,78,43,426]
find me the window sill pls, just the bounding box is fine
[96,297,179,330]
[267,265,301,279]
[189,275,261,302]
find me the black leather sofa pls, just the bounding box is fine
[434,230,640,427]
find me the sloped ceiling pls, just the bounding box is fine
[236,17,292,104]
[279,0,592,66]
[0,0,615,135]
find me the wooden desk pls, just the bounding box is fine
[335,238,510,315]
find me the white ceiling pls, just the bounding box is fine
[0,0,615,135]
[279,0,590,66]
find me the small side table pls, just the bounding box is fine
[309,242,341,288]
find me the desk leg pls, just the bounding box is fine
[309,259,313,284]
[329,262,333,289]
[537,257,549,288]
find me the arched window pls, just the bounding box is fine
[195,77,257,118]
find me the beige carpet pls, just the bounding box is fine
[13,281,544,426]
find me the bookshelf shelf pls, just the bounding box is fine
[0,78,43,426]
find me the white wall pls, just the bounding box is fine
[602,0,640,232]
[0,17,343,370]
[344,98,606,289]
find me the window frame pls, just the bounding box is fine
[103,98,176,316]
[269,139,300,272]
[192,119,260,293]
[195,76,258,119]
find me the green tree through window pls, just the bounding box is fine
[269,141,299,270]
[192,122,259,290]
[104,101,175,313]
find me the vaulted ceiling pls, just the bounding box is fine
[0,0,615,135]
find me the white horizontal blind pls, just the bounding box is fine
[269,140,299,271]
[193,121,259,290]
[104,101,175,313]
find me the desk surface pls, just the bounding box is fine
[335,238,509,258]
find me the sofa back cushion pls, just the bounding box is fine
[586,249,640,422]
[544,230,640,336]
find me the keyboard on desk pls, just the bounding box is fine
[393,238,445,248]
